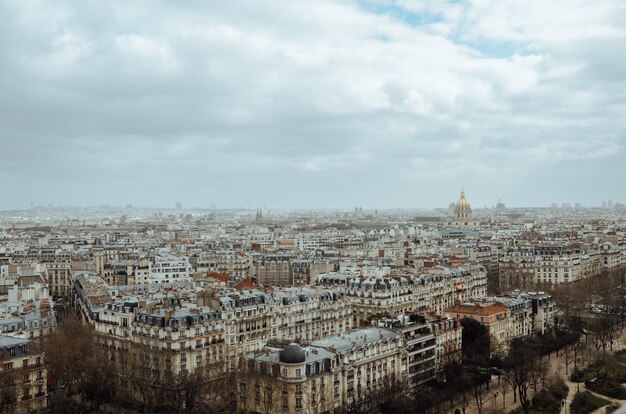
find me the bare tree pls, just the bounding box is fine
[472,379,490,414]
[502,369,517,404]
[503,338,548,414]
[166,370,215,414]
[43,316,115,413]
[302,376,334,414]
[571,337,587,371]
[561,345,573,375]
[497,377,510,411]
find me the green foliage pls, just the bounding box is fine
[460,317,491,367]
[570,391,610,414]
[532,380,568,414]
[570,368,594,383]
[563,315,585,334]
[525,326,579,356]
[605,403,622,414]
[571,354,626,384]
[442,362,474,392]
[586,379,626,399]
[547,379,569,400]
[531,390,561,413]
[490,354,504,369]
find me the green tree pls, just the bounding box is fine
[460,317,490,368]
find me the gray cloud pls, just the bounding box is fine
[1,0,625,209]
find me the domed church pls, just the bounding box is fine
[454,187,472,221]
[446,187,480,229]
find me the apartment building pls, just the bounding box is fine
[498,245,592,289]
[1,282,55,340]
[534,246,585,285]
[255,254,294,286]
[202,287,353,367]
[73,274,352,374]
[397,322,436,386]
[590,242,623,271]
[0,335,48,414]
[238,327,404,414]
[345,277,415,326]
[317,266,487,326]
[72,277,226,402]
[215,252,253,278]
[45,260,72,299]
[429,316,462,373]
[147,253,191,284]
[100,300,226,378]
[498,246,536,291]
[101,260,142,285]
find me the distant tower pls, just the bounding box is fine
[496,197,506,209]
[454,187,472,221]
[176,202,182,210]
[255,208,263,222]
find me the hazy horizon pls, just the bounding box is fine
[2,1,625,210]
[0,200,616,212]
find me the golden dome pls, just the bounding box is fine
[456,187,470,207]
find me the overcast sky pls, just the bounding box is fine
[1,0,625,210]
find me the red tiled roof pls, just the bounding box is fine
[234,278,258,290]
[208,272,230,282]
[443,301,509,317]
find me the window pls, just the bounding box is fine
[295,368,302,378]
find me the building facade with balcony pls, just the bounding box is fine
[238,327,405,414]
[0,335,47,414]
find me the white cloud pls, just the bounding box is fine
[0,0,624,208]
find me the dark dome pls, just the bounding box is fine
[280,343,306,364]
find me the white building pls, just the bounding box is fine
[147,253,191,284]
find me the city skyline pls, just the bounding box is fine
[1,190,623,212]
[2,0,625,209]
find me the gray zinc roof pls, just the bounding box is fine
[0,334,29,349]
